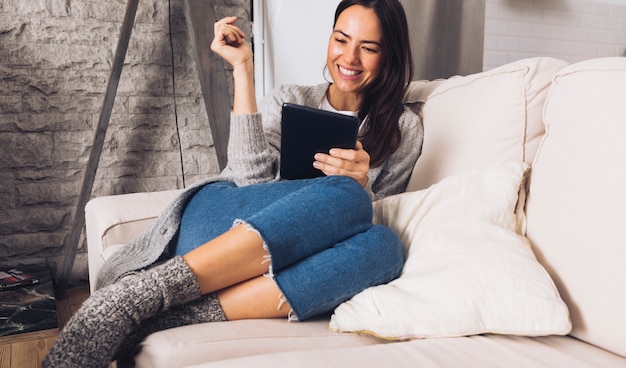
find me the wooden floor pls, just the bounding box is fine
[0,286,90,368]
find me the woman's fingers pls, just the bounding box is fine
[213,17,245,46]
[313,141,370,186]
[211,16,252,68]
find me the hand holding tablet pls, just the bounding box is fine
[280,103,360,180]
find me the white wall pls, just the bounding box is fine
[484,0,626,70]
[253,0,338,100]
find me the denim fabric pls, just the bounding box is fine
[174,176,404,320]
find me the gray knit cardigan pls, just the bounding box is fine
[96,83,423,289]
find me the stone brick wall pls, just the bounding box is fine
[0,0,250,284]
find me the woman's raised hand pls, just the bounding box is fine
[211,16,257,114]
[211,16,253,70]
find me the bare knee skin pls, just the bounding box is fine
[217,276,291,320]
[183,223,270,294]
[182,223,292,319]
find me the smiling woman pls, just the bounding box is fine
[42,1,423,367]
[326,5,385,111]
[326,0,414,168]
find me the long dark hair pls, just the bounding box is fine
[332,0,413,167]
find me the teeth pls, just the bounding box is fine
[339,66,359,77]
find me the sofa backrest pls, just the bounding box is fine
[401,57,626,357]
[404,57,568,191]
[525,57,626,358]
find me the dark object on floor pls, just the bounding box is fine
[0,267,57,337]
[1,268,40,291]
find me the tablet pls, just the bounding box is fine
[280,103,360,180]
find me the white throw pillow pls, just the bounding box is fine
[406,57,568,191]
[329,162,571,340]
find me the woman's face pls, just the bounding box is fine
[327,5,384,99]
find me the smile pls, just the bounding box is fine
[338,65,362,77]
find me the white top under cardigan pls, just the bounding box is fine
[96,83,423,290]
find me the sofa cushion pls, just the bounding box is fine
[406,57,568,191]
[525,57,626,359]
[134,318,388,368]
[188,335,626,368]
[403,79,444,104]
[402,79,445,116]
[329,161,571,340]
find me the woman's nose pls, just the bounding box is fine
[344,46,359,65]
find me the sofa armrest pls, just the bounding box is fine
[85,189,183,291]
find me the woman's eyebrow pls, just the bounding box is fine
[333,30,382,46]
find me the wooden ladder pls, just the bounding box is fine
[55,0,231,299]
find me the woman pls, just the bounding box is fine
[43,0,422,366]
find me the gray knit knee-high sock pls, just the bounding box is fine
[114,292,226,362]
[42,256,201,368]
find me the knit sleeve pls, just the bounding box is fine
[220,111,280,186]
[220,84,328,186]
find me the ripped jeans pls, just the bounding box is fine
[173,176,404,321]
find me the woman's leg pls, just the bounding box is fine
[114,293,227,361]
[43,256,202,368]
[174,176,367,256]
[217,275,291,320]
[241,176,373,273]
[114,277,286,362]
[271,224,405,321]
[116,223,405,360]
[184,223,270,294]
[210,224,404,322]
[182,175,374,295]
[44,176,373,367]
[113,176,373,362]
[44,223,272,368]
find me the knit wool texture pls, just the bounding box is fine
[114,292,227,361]
[42,256,201,368]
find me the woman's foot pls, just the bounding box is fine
[43,256,201,368]
[114,292,226,361]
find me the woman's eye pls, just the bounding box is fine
[335,38,347,44]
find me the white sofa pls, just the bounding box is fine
[85,57,626,367]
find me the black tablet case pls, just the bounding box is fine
[280,103,359,180]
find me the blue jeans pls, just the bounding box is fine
[174,176,404,320]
